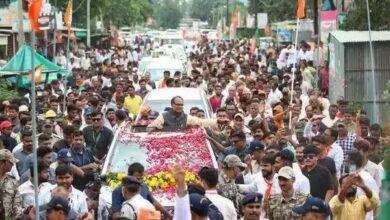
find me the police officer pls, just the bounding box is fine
[241,193,263,220]
[0,149,23,219]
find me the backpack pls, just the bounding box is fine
[208,202,224,220]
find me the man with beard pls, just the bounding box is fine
[267,167,309,220]
[273,149,311,195]
[329,175,379,220]
[209,84,224,112]
[18,160,51,208]
[239,154,278,208]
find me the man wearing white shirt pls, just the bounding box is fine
[39,164,88,214]
[355,139,383,187]
[239,154,279,197]
[199,167,237,220]
[172,163,209,220]
[120,176,156,219]
[322,104,339,128]
[18,160,51,208]
[273,149,311,195]
[267,82,283,105]
[324,127,344,178]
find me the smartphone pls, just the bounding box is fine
[349,164,357,175]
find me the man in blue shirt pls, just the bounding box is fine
[111,162,172,219]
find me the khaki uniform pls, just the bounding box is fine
[266,191,309,220]
[0,174,23,220]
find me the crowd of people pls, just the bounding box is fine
[0,35,388,220]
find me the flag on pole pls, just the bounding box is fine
[232,8,239,27]
[64,0,73,33]
[28,0,43,32]
[250,29,259,55]
[30,65,42,82]
[297,0,306,19]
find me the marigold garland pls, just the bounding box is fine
[107,170,199,191]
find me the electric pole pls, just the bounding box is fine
[87,0,91,47]
[17,0,25,46]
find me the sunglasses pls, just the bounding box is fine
[92,118,101,122]
[303,154,316,159]
[173,103,183,106]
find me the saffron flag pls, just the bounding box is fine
[28,0,43,32]
[232,8,239,27]
[297,0,306,19]
[30,65,42,82]
[250,29,259,55]
[64,0,73,32]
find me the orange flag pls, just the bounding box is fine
[28,0,43,32]
[64,0,73,32]
[30,65,42,82]
[297,0,306,19]
[232,8,239,27]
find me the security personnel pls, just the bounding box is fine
[241,193,263,220]
[0,149,23,219]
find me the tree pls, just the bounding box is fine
[102,0,153,27]
[154,0,185,29]
[48,0,152,28]
[188,0,215,21]
[248,0,296,23]
[340,0,390,31]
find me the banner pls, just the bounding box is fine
[246,14,255,28]
[320,10,338,42]
[38,2,54,30]
[257,13,268,29]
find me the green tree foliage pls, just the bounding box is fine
[340,0,390,31]
[154,0,185,29]
[248,0,296,22]
[48,0,152,28]
[102,0,153,27]
[188,0,215,21]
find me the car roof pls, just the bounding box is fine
[145,88,204,101]
[145,58,184,70]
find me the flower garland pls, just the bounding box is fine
[107,170,199,191]
[108,128,214,198]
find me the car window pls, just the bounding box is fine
[139,60,153,73]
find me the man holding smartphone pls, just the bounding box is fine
[329,175,379,220]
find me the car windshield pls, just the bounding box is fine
[105,141,150,174]
[145,100,207,116]
[139,60,153,73]
[147,69,182,81]
[161,39,184,45]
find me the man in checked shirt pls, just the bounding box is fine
[335,119,356,159]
